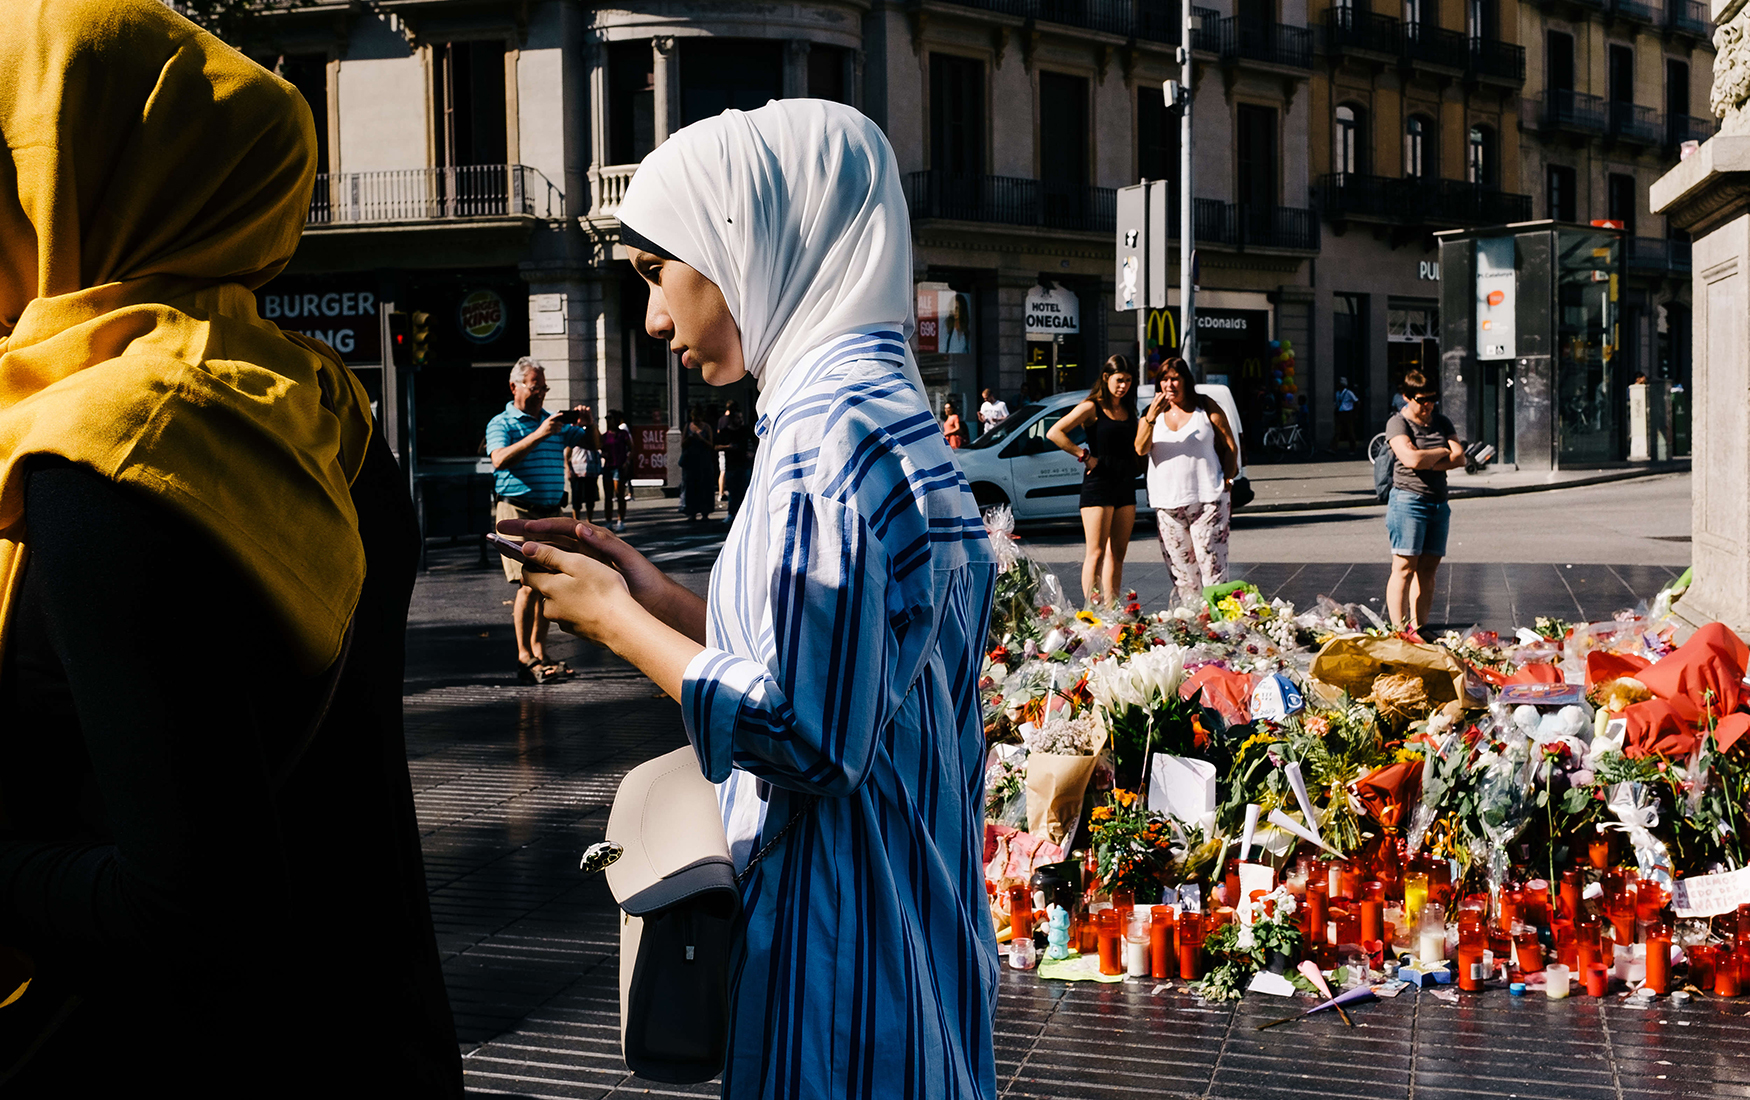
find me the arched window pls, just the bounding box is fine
[1404,114,1434,179]
[1335,104,1368,175]
[1467,124,1496,187]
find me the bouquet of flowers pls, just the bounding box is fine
[1194,886,1306,1002]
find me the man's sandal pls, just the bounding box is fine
[516,659,548,684]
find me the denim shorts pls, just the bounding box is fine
[1385,488,1451,557]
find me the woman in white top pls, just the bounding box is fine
[1134,357,1240,605]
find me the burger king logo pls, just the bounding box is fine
[458,288,506,344]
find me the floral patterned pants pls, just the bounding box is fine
[1155,496,1231,605]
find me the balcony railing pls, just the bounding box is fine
[1625,237,1693,274]
[1400,21,1468,70]
[935,0,1188,44]
[1610,102,1665,145]
[1611,0,1658,23]
[1319,173,1532,226]
[1541,90,1609,134]
[1192,6,1222,52]
[1218,17,1313,68]
[1668,0,1708,37]
[1469,37,1526,84]
[307,164,560,225]
[588,163,638,218]
[1668,114,1716,147]
[1325,6,1400,53]
[905,170,1116,232]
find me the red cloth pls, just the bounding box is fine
[1640,622,1749,717]
[1621,699,1701,759]
[1716,713,1750,755]
[1586,649,1651,689]
[1354,760,1425,830]
[1507,662,1563,685]
[1181,664,1253,726]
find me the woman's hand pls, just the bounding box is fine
[517,542,637,646]
[1085,454,1099,472]
[500,516,708,641]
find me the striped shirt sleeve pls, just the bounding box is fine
[681,491,910,797]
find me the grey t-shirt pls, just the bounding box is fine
[1384,411,1458,501]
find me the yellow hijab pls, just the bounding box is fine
[0,0,372,676]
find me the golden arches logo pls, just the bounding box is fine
[1144,308,1178,352]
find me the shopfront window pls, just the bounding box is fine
[916,281,981,426]
[1333,293,1367,413]
[1387,302,1439,401]
[1555,229,1622,464]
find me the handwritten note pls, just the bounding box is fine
[1671,867,1750,918]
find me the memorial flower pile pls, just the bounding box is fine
[982,516,1750,1004]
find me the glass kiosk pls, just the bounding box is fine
[1436,222,1625,470]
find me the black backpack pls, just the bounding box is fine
[1373,439,1395,503]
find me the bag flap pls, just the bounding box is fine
[619,856,739,916]
[604,747,732,907]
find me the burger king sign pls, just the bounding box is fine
[458,288,507,345]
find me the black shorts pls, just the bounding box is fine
[1079,471,1136,509]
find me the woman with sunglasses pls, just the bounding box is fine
[1382,370,1465,633]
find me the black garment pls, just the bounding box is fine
[0,436,462,1096]
[680,425,717,518]
[717,414,751,471]
[1079,402,1140,509]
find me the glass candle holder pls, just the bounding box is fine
[1403,871,1429,924]
[1575,916,1603,972]
[1457,945,1485,992]
[1584,962,1609,997]
[1552,917,1576,968]
[1338,862,1361,902]
[1501,888,1523,929]
[1716,949,1742,997]
[1125,912,1151,977]
[1008,885,1034,943]
[1688,942,1718,990]
[1513,920,1545,973]
[1645,924,1671,994]
[1150,906,1175,979]
[1637,882,1669,926]
[1360,898,1384,944]
[1588,834,1613,870]
[1111,887,1134,923]
[1560,868,1583,921]
[1522,879,1551,929]
[1096,909,1123,976]
[1305,881,1328,941]
[1417,904,1448,964]
[1430,860,1454,906]
[1177,912,1204,980]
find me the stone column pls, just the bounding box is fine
[847,48,865,109]
[784,39,811,99]
[653,36,678,145]
[586,39,608,217]
[1652,131,1750,634]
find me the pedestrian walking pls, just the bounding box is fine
[600,410,632,530]
[941,398,970,448]
[1136,357,1240,607]
[680,404,717,520]
[486,358,593,682]
[978,386,1011,435]
[716,399,753,520]
[1048,355,1140,605]
[0,3,462,1092]
[1382,370,1465,632]
[501,99,997,1100]
[1333,376,1360,454]
[565,404,604,524]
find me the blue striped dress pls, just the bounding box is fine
[681,329,999,1100]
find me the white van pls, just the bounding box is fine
[954,384,1243,521]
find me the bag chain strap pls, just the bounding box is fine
[735,795,819,887]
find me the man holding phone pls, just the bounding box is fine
[486,357,595,682]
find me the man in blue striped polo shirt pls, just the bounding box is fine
[486,357,595,682]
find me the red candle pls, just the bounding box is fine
[1552,917,1576,968]
[1584,962,1609,997]
[1588,835,1612,870]
[1178,912,1203,980]
[1514,922,1545,973]
[1523,879,1551,928]
[1689,942,1718,989]
[1457,946,1485,992]
[1360,899,1384,943]
[1575,916,1602,972]
[1097,909,1123,975]
[1645,924,1670,994]
[1077,909,1099,955]
[1501,889,1522,929]
[1111,888,1134,923]
[1224,861,1240,909]
[1637,882,1668,926]
[1008,885,1034,942]
[1737,904,1750,956]
[1150,906,1175,980]
[1339,862,1362,902]
[1560,869,1583,921]
[1716,950,1741,997]
[1306,881,1328,941]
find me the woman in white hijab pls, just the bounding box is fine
[505,100,999,1099]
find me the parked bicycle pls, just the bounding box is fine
[1260,421,1315,460]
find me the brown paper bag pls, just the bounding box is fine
[1308,634,1468,713]
[1024,729,1108,848]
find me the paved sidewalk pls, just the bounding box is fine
[408,531,1726,1100]
[1242,457,1691,512]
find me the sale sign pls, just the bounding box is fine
[631,420,669,480]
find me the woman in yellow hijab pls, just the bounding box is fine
[0,2,461,1093]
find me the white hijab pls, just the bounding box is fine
[615,99,925,415]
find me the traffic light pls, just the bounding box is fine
[410,310,431,368]
[386,310,410,366]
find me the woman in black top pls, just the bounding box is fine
[1047,355,1140,604]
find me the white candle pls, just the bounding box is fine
[1126,938,1149,977]
[1545,963,1571,999]
[1419,929,1447,964]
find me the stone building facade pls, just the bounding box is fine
[244,0,1711,526]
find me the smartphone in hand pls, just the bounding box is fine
[487,532,555,573]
